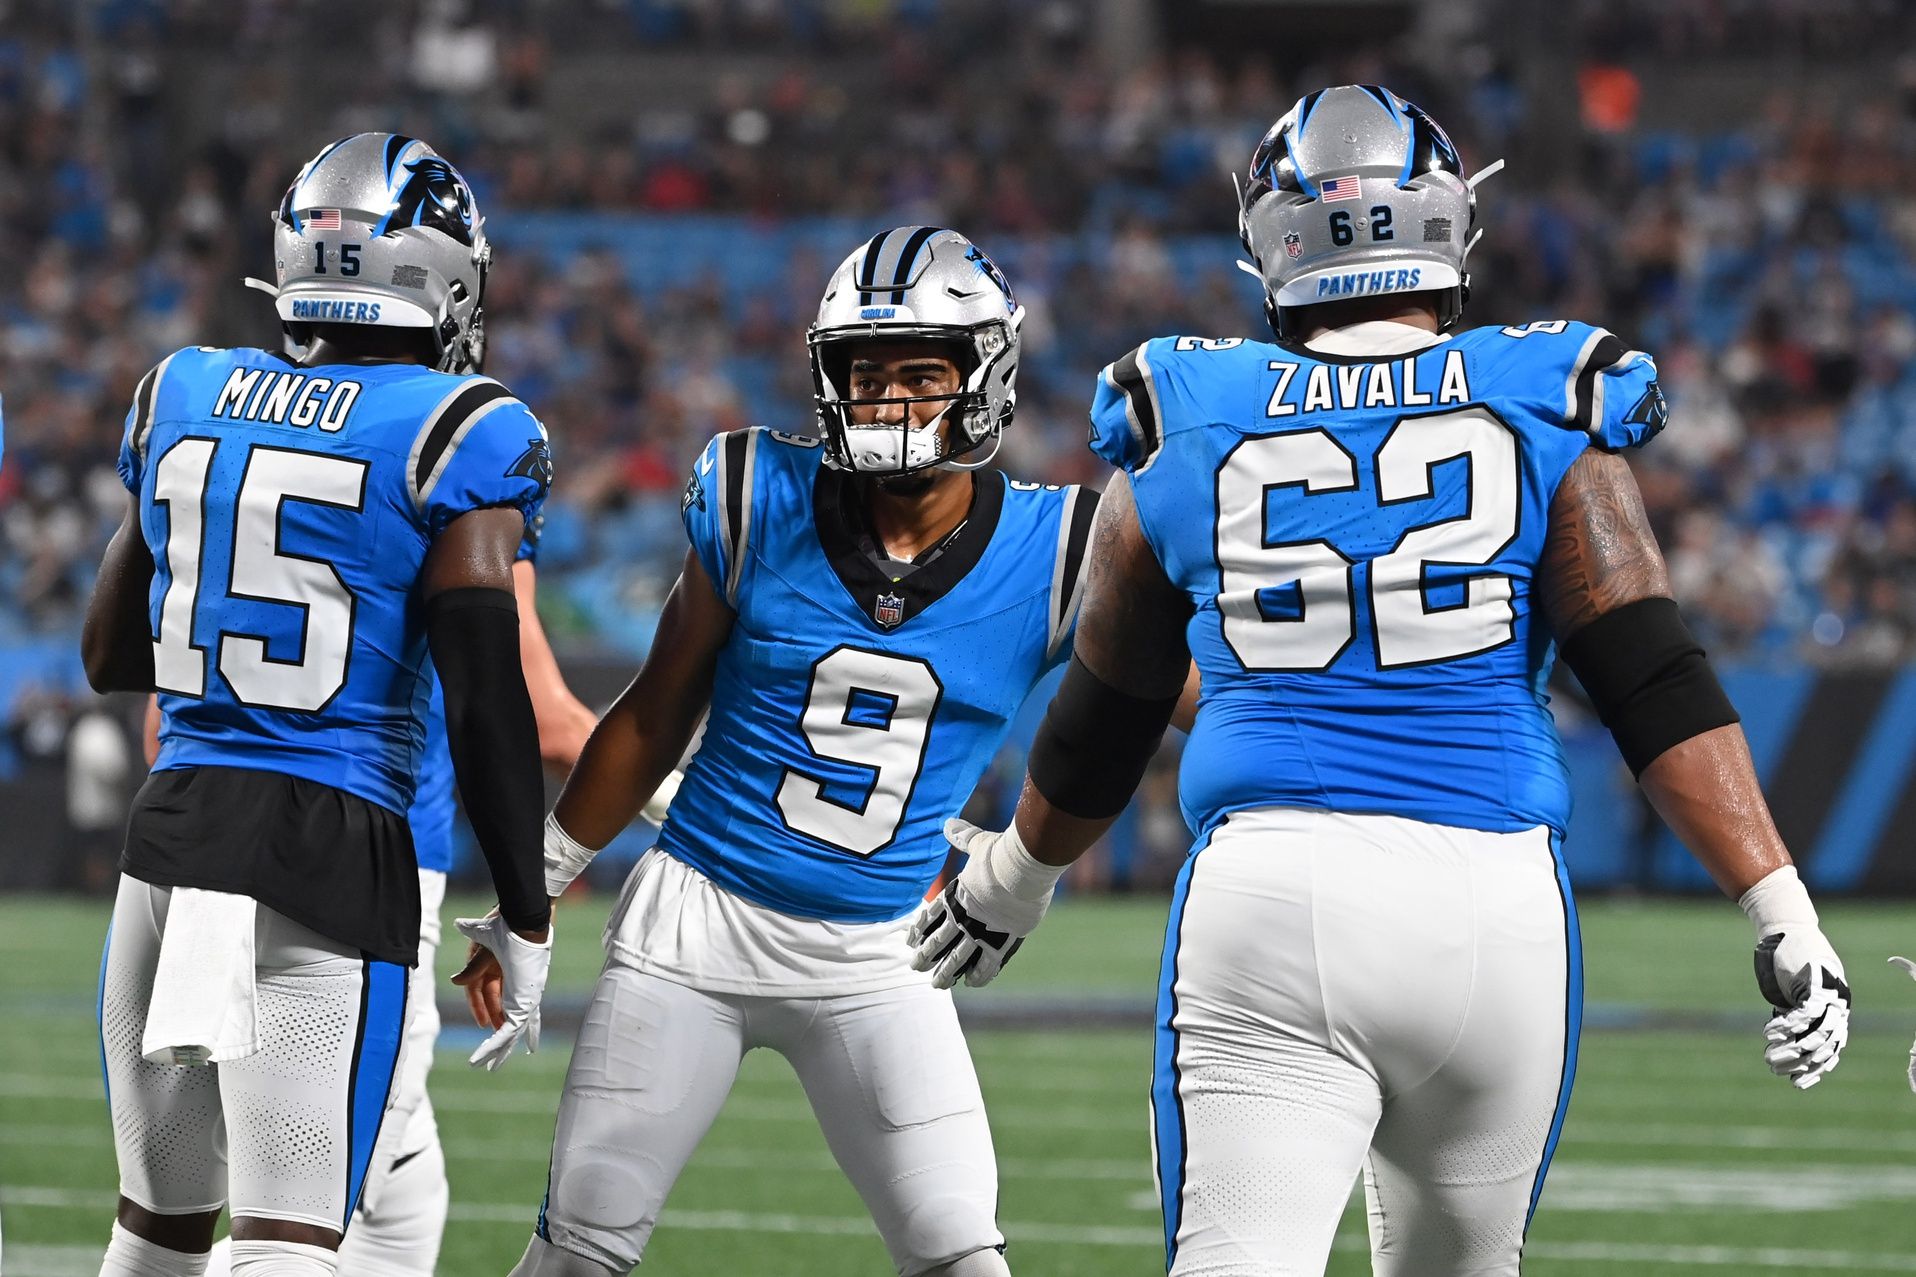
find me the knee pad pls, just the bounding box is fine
[100,1223,211,1277]
[226,1239,337,1276]
[919,1246,1012,1277]
[509,1235,625,1276]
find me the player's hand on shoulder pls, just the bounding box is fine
[1891,955,1916,1092]
[451,908,553,1071]
[1741,867,1849,1090]
[910,818,1062,990]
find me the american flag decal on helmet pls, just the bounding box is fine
[1320,175,1362,203]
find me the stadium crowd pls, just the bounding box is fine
[5,1,1916,801]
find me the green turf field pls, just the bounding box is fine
[4,892,1915,1275]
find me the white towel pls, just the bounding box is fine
[142,888,260,1066]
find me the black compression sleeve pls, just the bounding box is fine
[1558,596,1740,778]
[1028,655,1180,820]
[427,587,551,933]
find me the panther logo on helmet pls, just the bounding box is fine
[964,245,1016,311]
[382,157,477,247]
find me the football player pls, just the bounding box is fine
[136,545,598,1277]
[82,134,554,1277]
[488,227,1097,1277]
[912,86,1853,1275]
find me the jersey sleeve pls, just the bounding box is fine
[1088,338,1180,473]
[1560,326,1666,453]
[407,378,551,539]
[680,428,762,608]
[1045,484,1101,665]
[116,349,187,493]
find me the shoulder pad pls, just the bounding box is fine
[1555,326,1662,451]
[1047,484,1101,660]
[1476,321,1664,452]
[684,428,766,608]
[123,347,190,465]
[1090,340,1175,474]
[405,376,528,514]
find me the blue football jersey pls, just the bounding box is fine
[1090,322,1664,839]
[410,682,457,873]
[409,528,540,875]
[122,345,551,817]
[658,428,1097,923]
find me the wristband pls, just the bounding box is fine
[1738,864,1818,937]
[971,821,1067,905]
[543,814,598,898]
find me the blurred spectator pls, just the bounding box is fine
[6,0,1916,694]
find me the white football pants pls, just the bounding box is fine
[1152,808,1579,1277]
[99,875,411,1234]
[524,961,1005,1276]
[201,870,448,1277]
[336,868,449,1274]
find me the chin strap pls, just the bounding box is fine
[943,424,1004,473]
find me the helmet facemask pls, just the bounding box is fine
[809,317,1018,478]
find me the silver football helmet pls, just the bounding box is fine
[246,133,490,373]
[807,227,1023,475]
[1236,85,1503,339]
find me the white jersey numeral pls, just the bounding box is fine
[1217,430,1358,670]
[1369,409,1519,667]
[775,646,943,856]
[1216,406,1520,672]
[152,438,218,696]
[151,439,368,710]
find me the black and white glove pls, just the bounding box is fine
[453,911,552,1071]
[1891,956,1916,1092]
[909,819,1067,990]
[1741,866,1850,1090]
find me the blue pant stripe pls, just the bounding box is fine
[344,957,409,1228]
[1152,843,1206,1271]
[96,921,114,1104]
[1527,833,1583,1229]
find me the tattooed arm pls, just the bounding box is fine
[1539,450,1789,898]
[1013,474,1195,867]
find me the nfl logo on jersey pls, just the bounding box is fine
[874,591,905,628]
[1284,229,1303,259]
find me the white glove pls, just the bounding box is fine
[641,768,684,826]
[1741,866,1850,1090]
[1891,956,1916,1092]
[453,911,552,1071]
[909,818,1066,990]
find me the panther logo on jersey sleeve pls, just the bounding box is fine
[508,437,554,494]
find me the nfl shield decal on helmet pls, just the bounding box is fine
[1283,230,1303,259]
[875,591,906,628]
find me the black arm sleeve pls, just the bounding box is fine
[1029,654,1181,820]
[1558,596,1741,778]
[427,587,551,933]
